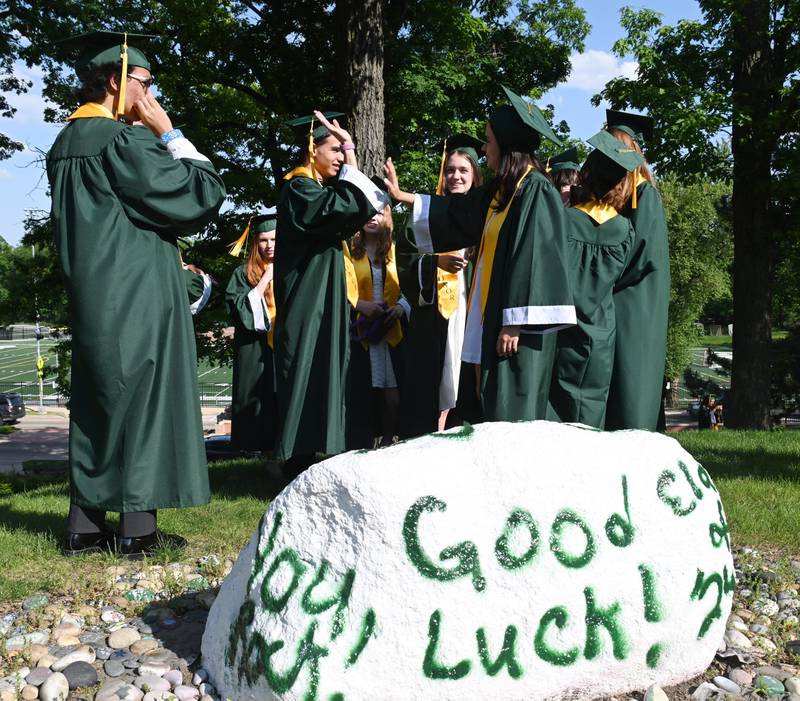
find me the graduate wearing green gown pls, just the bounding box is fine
[400,135,482,436]
[225,215,277,452]
[47,32,226,556]
[386,86,576,422]
[275,111,390,465]
[603,111,671,431]
[549,131,644,428]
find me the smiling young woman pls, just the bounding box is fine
[400,134,484,437]
[385,88,576,423]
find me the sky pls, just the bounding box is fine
[0,0,703,247]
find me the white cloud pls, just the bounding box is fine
[1,60,51,125]
[563,50,638,92]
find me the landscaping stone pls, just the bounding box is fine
[51,646,96,671]
[712,675,741,694]
[5,631,48,650]
[21,594,48,611]
[755,674,786,695]
[203,422,736,701]
[728,668,754,687]
[108,627,141,649]
[643,686,669,701]
[62,660,98,689]
[38,672,69,701]
[104,660,126,678]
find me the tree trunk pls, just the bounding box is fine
[335,0,385,178]
[728,0,775,429]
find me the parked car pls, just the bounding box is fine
[0,392,26,423]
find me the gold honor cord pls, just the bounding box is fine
[228,217,252,258]
[307,115,316,179]
[434,137,460,319]
[116,33,129,120]
[266,280,276,349]
[467,165,533,319]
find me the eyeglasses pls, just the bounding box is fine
[127,74,154,90]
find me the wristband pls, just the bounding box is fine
[160,129,184,145]
[341,142,356,151]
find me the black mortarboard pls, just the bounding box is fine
[606,109,654,145]
[548,147,580,174]
[434,134,486,166]
[489,86,561,151]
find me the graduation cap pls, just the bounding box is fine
[284,111,345,146]
[489,86,561,152]
[433,134,485,194]
[547,147,580,174]
[370,175,388,193]
[606,109,654,145]
[228,213,277,258]
[59,31,158,120]
[585,130,646,207]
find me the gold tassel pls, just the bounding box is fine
[228,217,251,257]
[631,171,638,209]
[545,157,552,174]
[435,138,448,195]
[116,33,128,120]
[308,115,316,178]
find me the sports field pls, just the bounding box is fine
[0,338,234,405]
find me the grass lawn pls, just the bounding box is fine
[0,429,798,603]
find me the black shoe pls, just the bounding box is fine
[117,530,187,560]
[63,530,114,556]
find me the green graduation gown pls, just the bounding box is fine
[413,171,576,421]
[274,166,386,461]
[550,205,635,428]
[225,266,276,452]
[46,117,226,512]
[604,181,670,431]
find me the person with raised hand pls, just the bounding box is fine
[47,31,226,559]
[275,110,390,474]
[384,87,576,422]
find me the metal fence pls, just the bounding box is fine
[0,381,231,409]
[0,325,59,341]
[0,381,67,406]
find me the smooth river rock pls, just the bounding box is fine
[201,421,736,701]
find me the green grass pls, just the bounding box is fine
[0,458,284,601]
[699,334,732,347]
[675,430,800,549]
[1,430,798,603]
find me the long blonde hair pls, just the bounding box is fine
[349,206,394,263]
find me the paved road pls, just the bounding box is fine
[0,408,222,475]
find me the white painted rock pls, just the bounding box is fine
[202,421,735,701]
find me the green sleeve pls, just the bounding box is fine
[225,266,258,332]
[279,175,377,243]
[617,183,670,291]
[103,127,226,234]
[400,254,437,307]
[184,268,206,304]
[428,186,493,250]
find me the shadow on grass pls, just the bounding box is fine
[676,431,800,482]
[0,457,290,542]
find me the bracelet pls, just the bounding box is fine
[160,129,184,145]
[341,142,356,151]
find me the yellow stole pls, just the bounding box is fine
[436,256,460,319]
[67,102,115,121]
[282,166,361,307]
[468,166,533,318]
[345,243,403,347]
[266,280,276,350]
[573,200,619,224]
